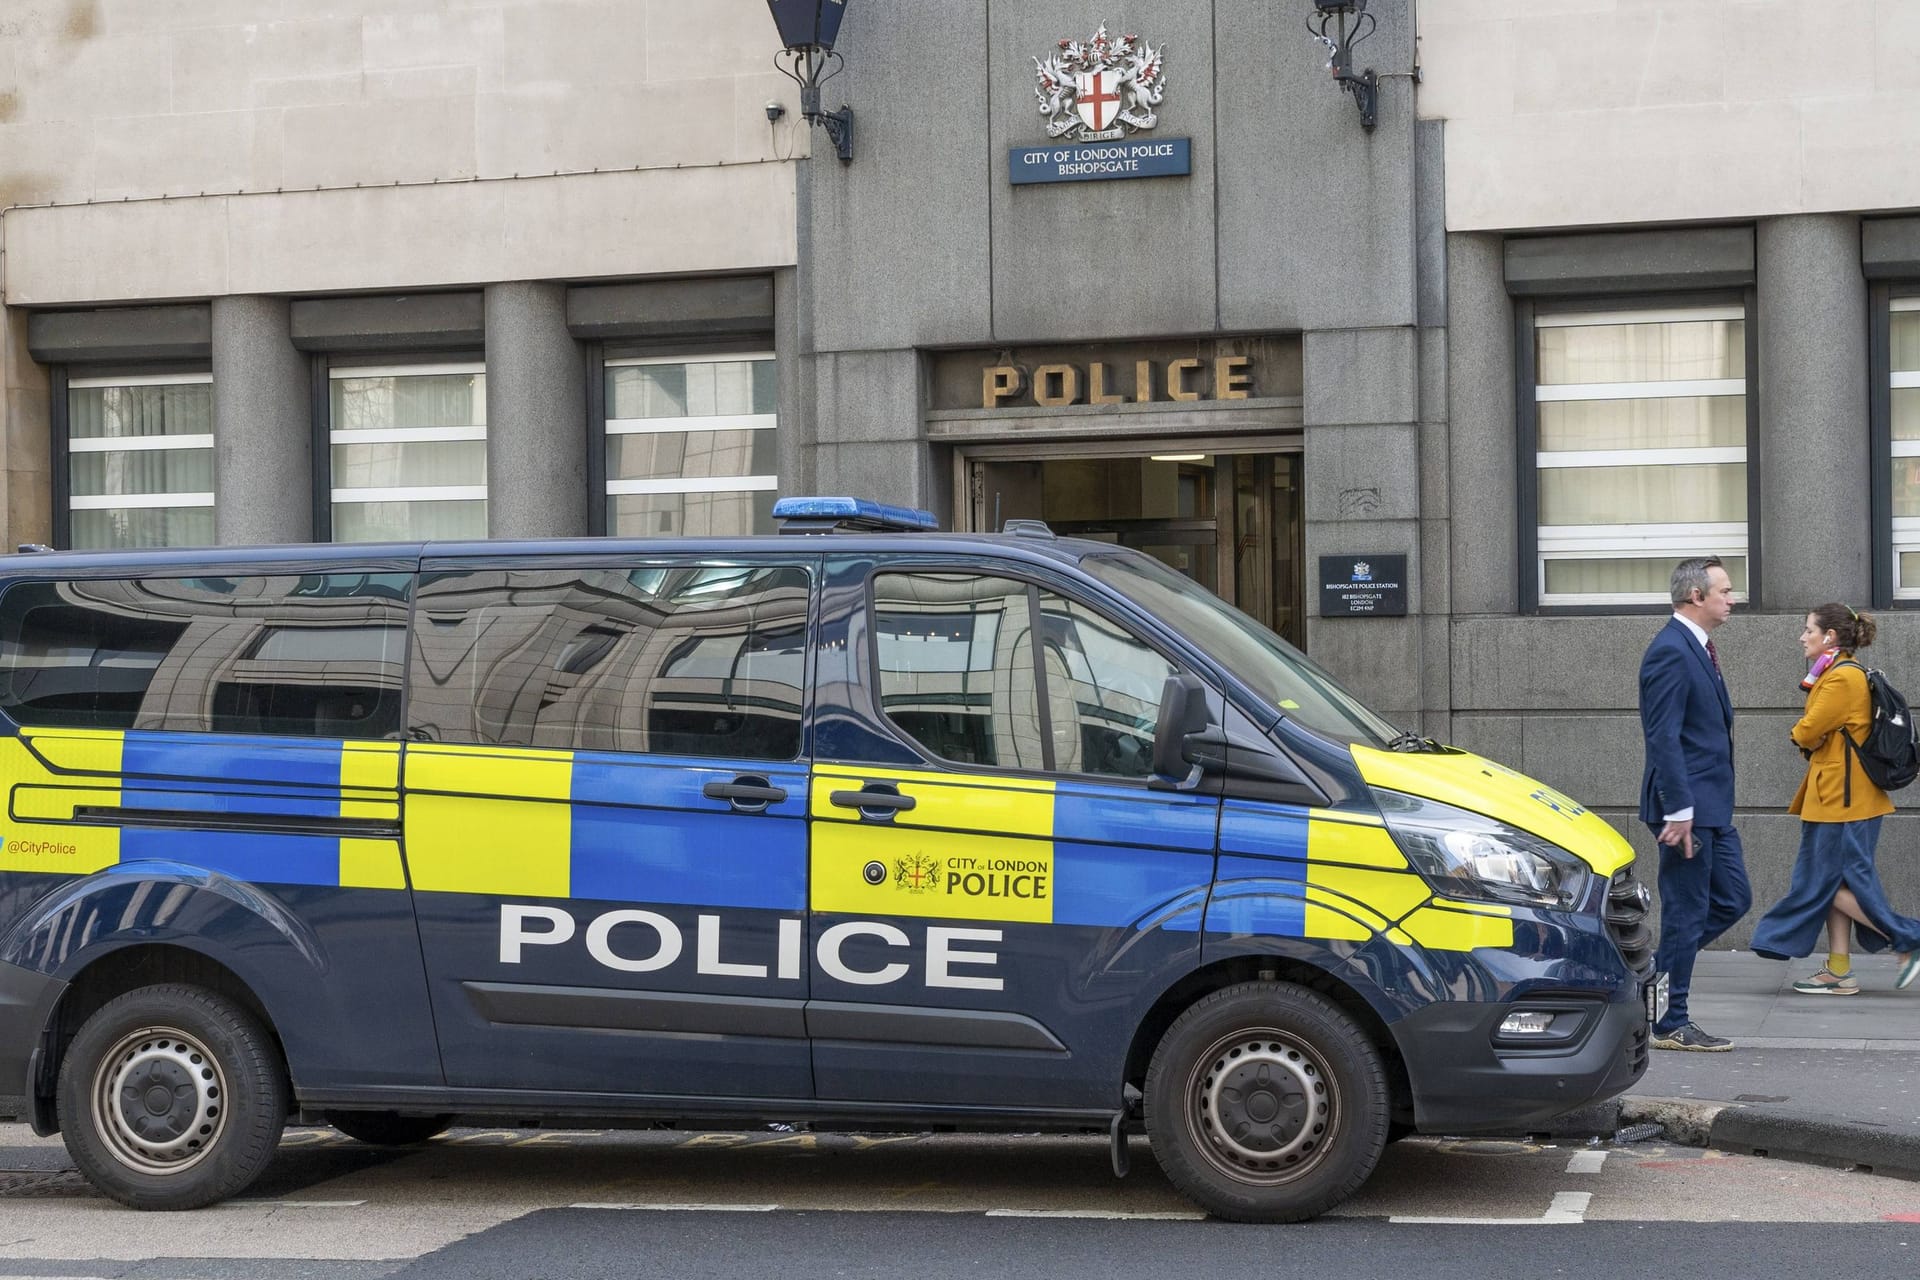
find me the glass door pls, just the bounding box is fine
[968,448,1303,648]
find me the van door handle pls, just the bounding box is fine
[702,777,788,812]
[829,785,916,818]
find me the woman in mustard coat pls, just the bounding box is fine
[1750,604,1920,993]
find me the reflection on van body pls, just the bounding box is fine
[410,565,807,761]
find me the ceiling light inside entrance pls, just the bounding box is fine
[1150,453,1207,463]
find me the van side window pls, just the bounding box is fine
[872,572,1172,780]
[872,573,1048,769]
[1036,589,1173,779]
[0,573,410,738]
[409,563,809,760]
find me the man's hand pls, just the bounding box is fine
[1658,818,1696,856]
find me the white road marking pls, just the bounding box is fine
[986,1208,1207,1221]
[1391,1191,1591,1226]
[570,1202,781,1212]
[223,1199,366,1209]
[1567,1150,1608,1174]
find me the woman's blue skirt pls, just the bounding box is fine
[1751,816,1920,958]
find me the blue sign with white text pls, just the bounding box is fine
[1009,137,1192,185]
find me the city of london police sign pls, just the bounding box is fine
[1011,24,1191,185]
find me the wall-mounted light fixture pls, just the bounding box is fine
[1307,0,1379,132]
[768,0,854,162]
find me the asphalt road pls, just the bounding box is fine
[3,1123,1917,1279]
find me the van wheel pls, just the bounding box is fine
[325,1111,453,1146]
[1144,981,1388,1222]
[57,984,287,1211]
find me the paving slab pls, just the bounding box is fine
[1620,950,1920,1178]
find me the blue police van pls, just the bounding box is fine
[0,498,1654,1220]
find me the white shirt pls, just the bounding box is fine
[1663,612,1714,823]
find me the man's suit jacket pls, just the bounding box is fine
[1638,617,1736,829]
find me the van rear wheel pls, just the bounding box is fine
[1144,981,1388,1222]
[57,983,287,1211]
[325,1111,453,1146]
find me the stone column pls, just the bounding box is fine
[1302,326,1422,727]
[0,299,54,550]
[1443,232,1518,617]
[484,283,588,539]
[211,296,312,545]
[1756,214,1869,608]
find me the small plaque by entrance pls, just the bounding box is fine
[1319,555,1406,617]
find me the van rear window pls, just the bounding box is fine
[0,574,410,739]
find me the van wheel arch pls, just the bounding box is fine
[38,945,286,1132]
[1123,957,1412,1129]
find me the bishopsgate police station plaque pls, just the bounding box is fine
[1010,24,1192,186]
[1320,555,1408,618]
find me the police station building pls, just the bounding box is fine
[3,0,1919,937]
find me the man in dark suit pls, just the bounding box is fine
[1639,556,1751,1051]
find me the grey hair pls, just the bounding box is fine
[1670,556,1725,606]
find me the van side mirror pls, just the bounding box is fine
[1149,672,1216,792]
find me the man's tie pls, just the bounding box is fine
[1705,638,1722,678]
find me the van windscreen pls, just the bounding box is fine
[1085,550,1399,748]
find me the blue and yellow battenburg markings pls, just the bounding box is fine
[1,730,1515,953]
[0,728,405,889]
[402,742,810,910]
[1215,801,1513,953]
[807,765,1218,928]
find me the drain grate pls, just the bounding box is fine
[0,1168,93,1198]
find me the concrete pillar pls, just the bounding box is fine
[1443,232,1518,616]
[773,266,813,501]
[1301,327,1422,727]
[1756,214,1870,608]
[0,300,53,550]
[211,296,311,544]
[484,282,587,539]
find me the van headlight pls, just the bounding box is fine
[1376,791,1591,908]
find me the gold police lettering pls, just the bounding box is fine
[982,356,1253,408]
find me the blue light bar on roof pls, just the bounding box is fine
[771,496,940,533]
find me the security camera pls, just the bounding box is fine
[765,101,786,122]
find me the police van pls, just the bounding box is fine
[0,497,1655,1221]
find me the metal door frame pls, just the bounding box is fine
[953,434,1302,612]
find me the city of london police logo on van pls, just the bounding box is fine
[1033,24,1167,141]
[895,854,943,894]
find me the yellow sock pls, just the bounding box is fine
[1828,953,1852,977]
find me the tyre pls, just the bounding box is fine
[325,1111,453,1146]
[57,983,288,1211]
[1144,980,1389,1222]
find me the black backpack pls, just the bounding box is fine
[1833,659,1920,798]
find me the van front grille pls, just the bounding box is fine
[1604,866,1656,977]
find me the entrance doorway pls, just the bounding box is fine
[964,445,1304,647]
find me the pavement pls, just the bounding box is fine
[1598,949,1920,1178]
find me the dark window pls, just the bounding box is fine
[871,572,1171,779]
[408,562,809,760]
[0,573,410,738]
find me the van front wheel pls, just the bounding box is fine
[1144,981,1388,1222]
[57,984,287,1210]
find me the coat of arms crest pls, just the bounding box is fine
[1032,23,1167,142]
